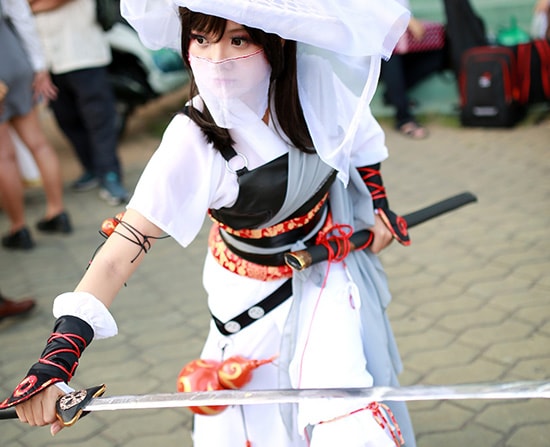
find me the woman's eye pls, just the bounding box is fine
[190,33,207,45]
[231,37,247,47]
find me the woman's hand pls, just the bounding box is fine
[535,0,549,13]
[15,385,66,436]
[408,17,426,41]
[33,71,58,104]
[369,213,394,254]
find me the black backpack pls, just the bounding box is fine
[442,0,489,78]
[459,45,526,127]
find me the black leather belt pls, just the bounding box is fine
[225,200,328,250]
[211,279,292,336]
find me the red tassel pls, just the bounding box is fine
[317,401,404,447]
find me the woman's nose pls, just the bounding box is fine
[207,44,227,62]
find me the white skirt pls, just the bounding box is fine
[191,252,397,447]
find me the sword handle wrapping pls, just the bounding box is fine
[284,230,373,271]
[284,191,478,272]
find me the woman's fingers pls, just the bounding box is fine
[14,385,65,428]
[50,420,65,436]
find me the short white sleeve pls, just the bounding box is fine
[127,114,238,247]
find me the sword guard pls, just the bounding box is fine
[56,384,106,427]
[376,208,411,246]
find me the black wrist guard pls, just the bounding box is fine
[0,315,93,409]
[357,164,410,246]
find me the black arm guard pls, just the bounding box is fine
[0,315,93,409]
[357,164,411,246]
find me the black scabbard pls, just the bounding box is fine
[283,191,477,271]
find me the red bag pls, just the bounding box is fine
[515,39,550,105]
[394,21,446,54]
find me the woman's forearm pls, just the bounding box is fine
[74,209,163,308]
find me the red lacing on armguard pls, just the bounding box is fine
[38,332,89,381]
[315,224,354,263]
[318,401,404,447]
[357,166,386,201]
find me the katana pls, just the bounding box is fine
[284,191,478,271]
[1,380,549,426]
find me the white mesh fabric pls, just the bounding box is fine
[189,50,271,128]
[120,0,410,184]
[121,0,409,58]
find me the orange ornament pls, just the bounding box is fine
[217,355,277,390]
[176,359,227,415]
[101,217,118,237]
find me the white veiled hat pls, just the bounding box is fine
[121,0,410,184]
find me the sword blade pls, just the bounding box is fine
[2,381,548,423]
[84,381,550,412]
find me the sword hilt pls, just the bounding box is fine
[55,384,106,426]
[0,384,106,426]
[284,191,478,271]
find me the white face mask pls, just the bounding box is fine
[189,50,272,129]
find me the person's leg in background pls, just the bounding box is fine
[401,49,446,97]
[51,67,128,205]
[10,109,69,226]
[381,48,445,139]
[49,72,97,191]
[0,122,32,249]
[381,53,415,131]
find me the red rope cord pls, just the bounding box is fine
[315,224,355,264]
[317,401,404,446]
[357,166,386,201]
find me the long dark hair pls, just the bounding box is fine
[178,8,314,153]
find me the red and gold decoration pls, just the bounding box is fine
[176,359,226,415]
[208,194,333,281]
[217,355,277,389]
[176,355,276,415]
[100,211,126,237]
[208,224,293,281]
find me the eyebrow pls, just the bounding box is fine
[225,25,247,34]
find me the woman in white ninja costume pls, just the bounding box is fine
[2,1,417,446]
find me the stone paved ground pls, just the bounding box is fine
[1,89,549,446]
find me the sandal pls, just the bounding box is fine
[398,121,429,140]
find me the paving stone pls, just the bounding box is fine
[507,423,550,447]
